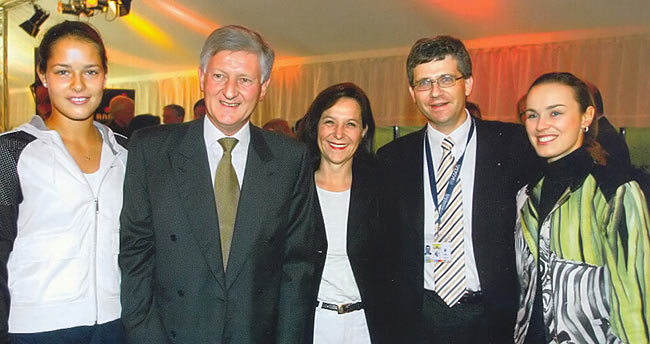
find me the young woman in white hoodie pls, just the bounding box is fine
[0,21,128,343]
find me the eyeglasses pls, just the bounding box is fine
[413,75,465,91]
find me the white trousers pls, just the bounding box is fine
[313,306,371,344]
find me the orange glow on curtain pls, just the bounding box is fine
[122,13,175,50]
[107,48,193,71]
[142,0,218,35]
[275,56,307,67]
[466,32,563,49]
[422,0,500,19]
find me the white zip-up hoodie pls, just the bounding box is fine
[0,116,127,334]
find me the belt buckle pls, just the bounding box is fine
[337,303,349,314]
[459,290,482,304]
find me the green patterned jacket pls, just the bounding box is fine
[514,161,650,344]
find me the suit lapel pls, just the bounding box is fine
[347,160,373,254]
[313,196,327,251]
[170,120,226,290]
[224,126,275,289]
[404,129,426,237]
[313,190,328,282]
[471,120,502,278]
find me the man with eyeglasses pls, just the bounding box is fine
[377,35,536,343]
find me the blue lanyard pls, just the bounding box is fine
[424,119,475,225]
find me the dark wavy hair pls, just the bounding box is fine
[297,82,376,168]
[38,21,107,74]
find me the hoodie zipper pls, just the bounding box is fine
[28,119,125,324]
[91,147,122,324]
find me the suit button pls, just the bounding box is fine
[170,330,177,338]
[177,289,184,297]
[170,234,177,241]
[256,288,263,294]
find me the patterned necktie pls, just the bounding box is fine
[214,137,239,269]
[433,137,466,306]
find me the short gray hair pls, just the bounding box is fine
[200,25,275,83]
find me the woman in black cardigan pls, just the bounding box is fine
[298,83,392,344]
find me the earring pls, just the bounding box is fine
[43,82,47,88]
[583,126,589,133]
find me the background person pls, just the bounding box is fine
[126,113,160,137]
[465,101,482,119]
[298,83,392,343]
[193,98,207,120]
[515,72,650,343]
[162,103,185,124]
[107,94,134,137]
[0,21,127,343]
[30,82,51,120]
[263,118,294,137]
[585,80,631,170]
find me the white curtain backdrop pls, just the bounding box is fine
[7,33,650,130]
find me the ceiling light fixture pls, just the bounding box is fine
[19,4,50,37]
[57,0,131,17]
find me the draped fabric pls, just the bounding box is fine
[7,34,650,130]
[469,34,650,127]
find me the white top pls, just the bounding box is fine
[422,110,481,292]
[316,186,362,304]
[84,141,110,197]
[5,116,127,333]
[203,116,250,187]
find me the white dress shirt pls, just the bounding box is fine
[203,116,250,187]
[422,110,481,292]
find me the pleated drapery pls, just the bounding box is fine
[7,34,650,130]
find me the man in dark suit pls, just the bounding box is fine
[378,36,535,343]
[119,25,314,344]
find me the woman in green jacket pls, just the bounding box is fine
[514,72,650,344]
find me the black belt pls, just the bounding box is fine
[457,290,483,304]
[318,301,364,314]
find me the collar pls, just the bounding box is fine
[426,109,471,156]
[27,115,124,156]
[528,146,594,197]
[203,116,251,150]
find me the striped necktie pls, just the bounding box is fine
[214,137,239,270]
[434,137,466,307]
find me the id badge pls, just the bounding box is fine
[424,242,451,263]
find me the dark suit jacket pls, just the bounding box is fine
[377,119,536,344]
[119,120,315,344]
[304,157,394,344]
